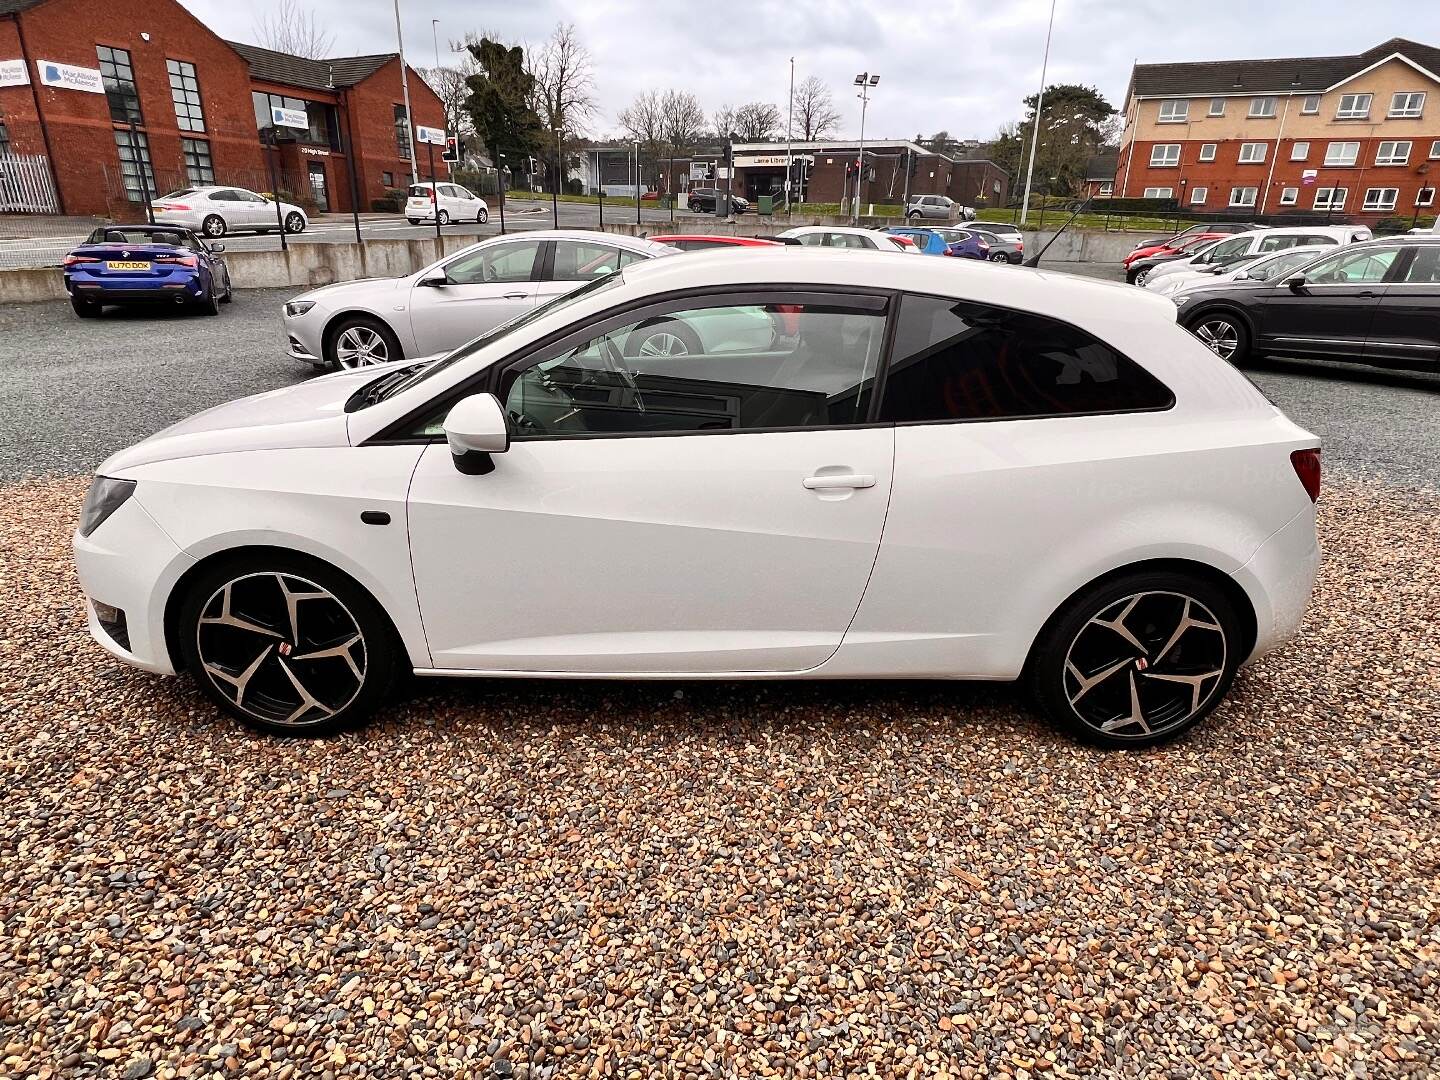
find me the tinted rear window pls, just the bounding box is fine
[879,294,1174,423]
[409,185,430,197]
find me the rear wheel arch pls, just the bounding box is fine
[163,545,411,677]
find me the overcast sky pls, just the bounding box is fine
[183,0,1426,142]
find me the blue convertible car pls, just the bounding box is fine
[63,225,232,318]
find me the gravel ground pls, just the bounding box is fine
[1,477,1436,1078]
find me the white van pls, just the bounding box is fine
[405,182,490,226]
[1142,225,1371,289]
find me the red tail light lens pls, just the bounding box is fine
[1290,448,1321,503]
[156,254,199,267]
[63,255,100,266]
[159,203,189,210]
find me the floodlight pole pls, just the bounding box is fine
[1019,0,1057,226]
[394,0,418,184]
[853,73,879,225]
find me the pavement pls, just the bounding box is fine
[2,277,1436,486]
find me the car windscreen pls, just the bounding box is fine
[158,190,196,201]
[370,270,629,404]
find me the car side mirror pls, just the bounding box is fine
[444,393,509,475]
[209,243,225,253]
[418,271,448,288]
[1284,274,1307,292]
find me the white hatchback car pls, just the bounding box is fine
[76,251,1321,747]
[405,181,489,226]
[282,230,678,369]
[778,226,915,252]
[154,186,309,239]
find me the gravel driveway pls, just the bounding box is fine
[1,478,1436,1078]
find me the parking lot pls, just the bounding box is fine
[1,282,1437,1077]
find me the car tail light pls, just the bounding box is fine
[155,254,198,267]
[63,254,100,266]
[158,203,189,211]
[1290,448,1321,503]
[977,240,990,250]
[1016,241,1024,250]
[428,188,436,201]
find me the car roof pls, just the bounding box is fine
[779,225,881,237]
[648,234,779,245]
[453,229,677,257]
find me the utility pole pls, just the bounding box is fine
[553,126,561,228]
[853,72,879,224]
[785,56,795,215]
[394,0,418,184]
[1019,0,1057,226]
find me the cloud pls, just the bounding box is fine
[184,0,1427,143]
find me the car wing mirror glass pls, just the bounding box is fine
[444,392,509,475]
[209,243,225,253]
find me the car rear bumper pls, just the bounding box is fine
[1232,506,1321,664]
[67,277,206,301]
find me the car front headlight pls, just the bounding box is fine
[78,477,136,538]
[284,300,316,317]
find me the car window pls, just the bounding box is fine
[209,189,237,201]
[878,294,1173,423]
[552,241,638,282]
[829,232,870,249]
[409,185,431,198]
[1200,236,1254,263]
[1398,246,1440,283]
[1300,247,1400,284]
[443,240,541,285]
[504,299,886,437]
[234,190,265,203]
[1247,248,1325,282]
[794,232,826,246]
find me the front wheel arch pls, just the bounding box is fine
[163,545,411,678]
[322,311,404,369]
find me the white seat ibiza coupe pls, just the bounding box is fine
[74,251,1322,747]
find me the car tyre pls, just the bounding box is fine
[176,553,404,737]
[71,296,100,318]
[201,214,227,238]
[477,207,488,224]
[284,212,306,234]
[624,317,702,358]
[1185,311,1250,365]
[1025,570,1243,749]
[437,209,451,226]
[198,288,221,316]
[325,314,402,370]
[220,283,234,304]
[407,217,421,225]
[989,251,1009,262]
[1132,266,1153,287]
[907,211,921,220]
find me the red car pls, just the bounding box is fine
[650,234,782,252]
[1123,231,1227,270]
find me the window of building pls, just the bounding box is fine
[394,104,411,160]
[1097,181,1113,196]
[877,295,1172,425]
[1416,187,1436,207]
[1208,98,1226,117]
[1362,187,1398,211]
[1313,187,1347,210]
[382,171,395,187]
[1248,97,1276,118]
[252,91,340,149]
[1142,186,1174,198]
[1324,141,1360,167]
[1300,94,1321,115]
[1389,92,1425,118]
[507,297,886,436]
[1198,143,1216,162]
[112,129,155,201]
[1279,187,1299,206]
[166,59,205,134]
[1238,142,1267,164]
[1335,93,1372,119]
[96,45,142,126]
[1149,143,1180,167]
[1431,139,1440,160]
[180,137,213,184]
[1190,186,1207,205]
[1375,140,1412,165]
[1229,186,1258,207]
[1290,141,1309,161]
[0,117,10,156]
[1158,100,1189,123]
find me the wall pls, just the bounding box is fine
[342,58,446,209]
[8,0,266,215]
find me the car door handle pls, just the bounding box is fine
[1356,290,1382,298]
[502,291,528,299]
[802,473,876,490]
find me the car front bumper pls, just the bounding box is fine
[282,310,326,366]
[74,493,194,676]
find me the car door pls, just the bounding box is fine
[1250,244,1403,359]
[234,189,272,228]
[407,238,543,356]
[403,289,894,673]
[532,239,647,305]
[1364,244,1440,366]
[206,189,247,229]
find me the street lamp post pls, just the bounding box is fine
[853,72,879,225]
[785,57,795,215]
[393,0,418,185]
[1019,0,1058,226]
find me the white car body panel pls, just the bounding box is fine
[1143,225,1372,287]
[78,251,1319,695]
[405,182,490,223]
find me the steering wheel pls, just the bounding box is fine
[599,335,646,414]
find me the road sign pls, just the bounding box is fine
[1302,169,1318,186]
[271,105,308,130]
[36,60,103,94]
[0,59,28,88]
[416,125,446,146]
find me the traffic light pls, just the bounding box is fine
[442,136,461,163]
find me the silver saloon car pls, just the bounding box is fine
[281,230,679,370]
[153,186,309,239]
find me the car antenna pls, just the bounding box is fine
[1023,195,1094,268]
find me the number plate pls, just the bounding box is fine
[106,260,150,271]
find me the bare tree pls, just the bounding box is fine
[732,101,782,141]
[793,76,841,140]
[253,0,334,59]
[660,90,706,155]
[529,22,597,192]
[710,104,738,141]
[618,90,667,185]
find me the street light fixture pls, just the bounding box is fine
[853,71,879,224]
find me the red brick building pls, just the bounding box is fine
[0,0,443,216]
[1114,39,1440,221]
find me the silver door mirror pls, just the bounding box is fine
[444,393,509,474]
[418,270,448,288]
[209,243,225,253]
